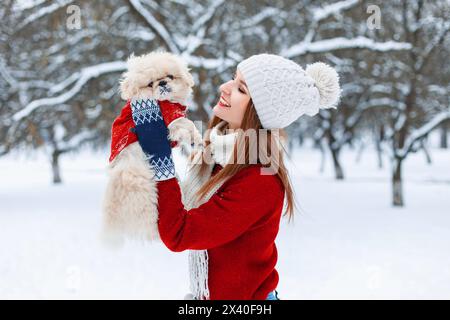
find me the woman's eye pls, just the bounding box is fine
[231,74,243,93]
[148,82,153,87]
[168,75,174,80]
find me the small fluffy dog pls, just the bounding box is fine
[102,51,202,246]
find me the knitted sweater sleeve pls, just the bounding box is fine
[156,167,284,252]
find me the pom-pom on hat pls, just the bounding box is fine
[237,53,341,129]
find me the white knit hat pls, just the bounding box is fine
[237,53,341,129]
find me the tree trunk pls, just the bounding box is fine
[52,150,62,184]
[392,158,403,207]
[318,141,326,173]
[375,125,384,169]
[376,139,383,169]
[288,138,294,153]
[355,142,364,164]
[331,147,344,180]
[298,133,304,147]
[420,138,432,164]
[441,122,448,149]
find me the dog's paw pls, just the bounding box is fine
[168,118,205,151]
[168,127,189,144]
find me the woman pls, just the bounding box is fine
[125,53,340,300]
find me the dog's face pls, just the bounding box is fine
[120,51,194,104]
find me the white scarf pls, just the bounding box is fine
[179,120,237,300]
[209,121,238,167]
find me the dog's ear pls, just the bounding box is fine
[182,68,195,88]
[127,53,136,63]
[119,54,139,100]
[119,72,137,100]
[126,53,139,69]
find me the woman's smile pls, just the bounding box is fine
[218,95,231,108]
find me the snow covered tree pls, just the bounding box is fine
[1,1,131,183]
[381,0,450,206]
[1,0,448,199]
[283,0,413,180]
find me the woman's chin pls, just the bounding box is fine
[212,105,226,120]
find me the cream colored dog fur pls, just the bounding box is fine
[102,51,202,246]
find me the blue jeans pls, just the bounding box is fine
[266,290,280,300]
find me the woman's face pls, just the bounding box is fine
[212,69,251,129]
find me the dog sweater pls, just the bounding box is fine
[109,100,187,162]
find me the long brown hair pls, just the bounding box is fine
[191,100,296,221]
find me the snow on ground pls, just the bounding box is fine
[0,144,449,299]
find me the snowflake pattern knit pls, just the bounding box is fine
[130,98,176,181]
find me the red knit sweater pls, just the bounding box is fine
[156,163,285,300]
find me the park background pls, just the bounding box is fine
[1,0,449,299]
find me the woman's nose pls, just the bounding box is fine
[219,80,232,95]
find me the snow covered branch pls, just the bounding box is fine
[191,0,226,33]
[282,36,412,58]
[415,21,450,72]
[0,58,54,92]
[312,0,359,22]
[0,58,18,88]
[12,61,126,121]
[358,98,406,112]
[280,0,411,58]
[128,0,180,53]
[240,7,283,29]
[57,129,97,153]
[12,0,47,12]
[397,110,450,159]
[182,54,236,71]
[16,0,74,31]
[180,0,226,55]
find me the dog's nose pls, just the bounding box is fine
[159,80,167,86]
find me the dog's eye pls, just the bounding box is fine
[148,82,153,87]
[167,75,174,80]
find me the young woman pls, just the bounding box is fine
[124,53,340,300]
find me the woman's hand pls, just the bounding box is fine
[130,98,176,181]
